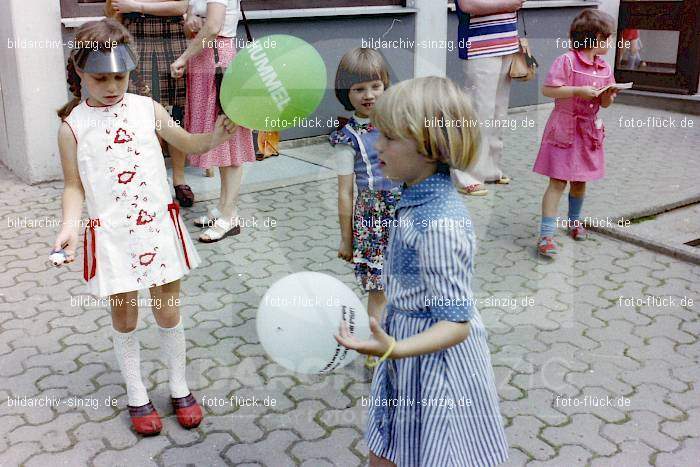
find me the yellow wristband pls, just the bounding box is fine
[365,338,396,368]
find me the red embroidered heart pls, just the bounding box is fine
[117,170,135,184]
[136,210,154,225]
[139,252,156,266]
[114,128,132,144]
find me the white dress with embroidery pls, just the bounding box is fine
[65,93,201,297]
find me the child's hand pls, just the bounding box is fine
[601,87,618,100]
[337,239,352,262]
[575,86,599,100]
[53,229,78,265]
[599,87,618,107]
[335,317,395,358]
[212,115,238,144]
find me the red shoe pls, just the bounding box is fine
[537,236,558,257]
[569,225,588,241]
[128,401,162,436]
[172,393,203,429]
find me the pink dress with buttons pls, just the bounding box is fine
[533,50,615,181]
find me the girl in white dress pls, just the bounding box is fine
[54,19,237,436]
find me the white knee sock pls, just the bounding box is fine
[112,328,150,407]
[158,318,191,398]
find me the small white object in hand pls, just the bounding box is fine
[49,249,68,266]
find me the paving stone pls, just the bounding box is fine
[550,386,628,424]
[92,436,169,467]
[505,415,555,460]
[9,412,85,451]
[159,432,235,466]
[501,388,568,425]
[224,430,298,466]
[589,440,655,467]
[655,438,700,467]
[541,414,617,456]
[291,427,363,466]
[619,360,689,393]
[0,441,43,466]
[565,361,634,398]
[526,445,593,467]
[299,459,335,467]
[512,361,580,397]
[259,400,327,440]
[319,401,367,433]
[72,415,140,450]
[660,407,700,440]
[501,447,530,467]
[25,440,107,467]
[628,337,696,369]
[602,411,680,452]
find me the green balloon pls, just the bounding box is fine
[220,35,327,131]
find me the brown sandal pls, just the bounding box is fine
[174,184,194,208]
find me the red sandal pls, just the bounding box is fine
[174,184,195,208]
[128,401,162,436]
[172,393,203,429]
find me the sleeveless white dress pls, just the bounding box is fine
[64,93,201,298]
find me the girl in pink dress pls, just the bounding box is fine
[533,9,617,257]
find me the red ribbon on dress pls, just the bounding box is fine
[83,218,100,281]
[168,202,191,269]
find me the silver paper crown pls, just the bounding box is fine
[76,44,137,73]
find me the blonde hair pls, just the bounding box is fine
[335,48,391,111]
[372,76,480,172]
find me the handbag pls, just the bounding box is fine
[213,3,254,113]
[510,12,539,81]
[256,131,280,160]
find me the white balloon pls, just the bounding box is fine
[256,272,370,374]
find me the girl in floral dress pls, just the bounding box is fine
[330,48,401,322]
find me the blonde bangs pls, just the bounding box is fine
[371,77,480,171]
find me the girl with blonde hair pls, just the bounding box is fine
[336,76,509,466]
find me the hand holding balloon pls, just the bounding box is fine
[212,114,238,145]
[335,317,395,358]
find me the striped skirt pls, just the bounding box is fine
[124,14,187,115]
[366,308,509,466]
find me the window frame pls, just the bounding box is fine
[61,0,406,18]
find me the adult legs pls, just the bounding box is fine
[452,56,503,189]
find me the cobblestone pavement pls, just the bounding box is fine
[1,103,699,466]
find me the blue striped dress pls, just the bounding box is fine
[366,166,509,466]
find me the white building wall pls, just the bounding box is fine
[409,0,448,77]
[0,0,67,184]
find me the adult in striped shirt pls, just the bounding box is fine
[454,0,524,196]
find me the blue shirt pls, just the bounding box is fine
[329,117,402,192]
[383,166,477,322]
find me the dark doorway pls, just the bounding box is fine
[615,0,700,94]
